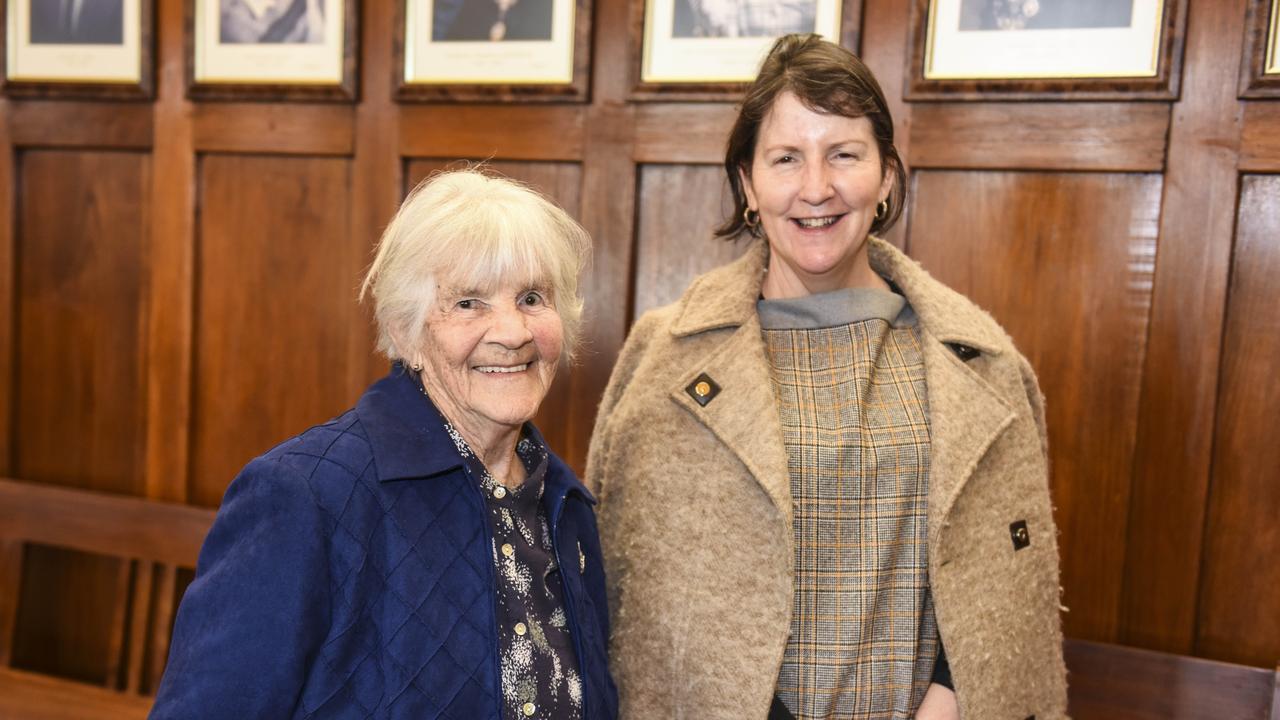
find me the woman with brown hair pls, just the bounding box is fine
[588,34,1067,719]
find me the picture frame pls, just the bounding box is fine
[187,0,358,101]
[394,0,592,102]
[2,0,153,99]
[907,0,1188,101]
[632,0,862,101]
[1240,0,1280,98]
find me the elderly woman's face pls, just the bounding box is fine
[416,278,563,444]
[741,91,893,295]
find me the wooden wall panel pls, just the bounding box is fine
[188,155,355,507]
[1195,174,1280,667]
[633,164,745,319]
[907,170,1161,643]
[404,159,584,460]
[13,151,149,494]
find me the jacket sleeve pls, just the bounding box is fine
[150,458,332,720]
[584,311,661,502]
[1015,350,1050,462]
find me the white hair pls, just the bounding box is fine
[360,169,591,363]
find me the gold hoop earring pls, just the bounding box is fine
[875,200,888,221]
[743,207,760,229]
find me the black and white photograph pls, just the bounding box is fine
[641,0,841,83]
[431,0,554,41]
[191,0,349,91]
[402,0,578,87]
[219,0,325,44]
[5,0,145,89]
[671,0,816,39]
[958,0,1133,32]
[30,0,125,44]
[924,0,1167,80]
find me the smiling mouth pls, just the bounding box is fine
[793,215,843,229]
[474,363,530,374]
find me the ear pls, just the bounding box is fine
[879,161,896,204]
[388,326,419,367]
[738,164,759,211]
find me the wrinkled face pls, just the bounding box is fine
[741,91,893,296]
[414,277,563,447]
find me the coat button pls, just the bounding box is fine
[523,702,536,716]
[501,543,515,558]
[493,486,507,499]
[685,373,721,407]
[1010,520,1031,550]
[514,622,527,636]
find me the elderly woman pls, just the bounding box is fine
[588,34,1067,720]
[152,170,618,720]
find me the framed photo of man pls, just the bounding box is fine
[907,0,1188,100]
[1240,0,1280,97]
[634,0,859,98]
[3,0,153,98]
[188,0,357,100]
[395,0,592,102]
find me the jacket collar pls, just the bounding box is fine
[355,365,594,503]
[670,237,1007,356]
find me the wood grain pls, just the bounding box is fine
[190,155,356,507]
[14,151,149,495]
[909,103,1170,172]
[0,99,14,474]
[1240,102,1280,171]
[8,103,152,150]
[192,104,355,156]
[1195,175,1280,668]
[633,104,737,164]
[399,106,585,161]
[1122,0,1247,655]
[633,164,748,319]
[0,666,151,719]
[908,170,1162,642]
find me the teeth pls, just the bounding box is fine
[796,216,837,228]
[476,364,529,374]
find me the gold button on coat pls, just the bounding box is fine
[514,622,527,636]
[694,381,711,397]
[501,543,514,558]
[493,486,507,499]
[522,702,536,716]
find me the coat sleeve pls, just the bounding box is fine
[150,458,332,720]
[1015,350,1051,463]
[584,311,661,502]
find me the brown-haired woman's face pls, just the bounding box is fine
[740,91,893,295]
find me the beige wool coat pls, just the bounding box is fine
[586,237,1068,719]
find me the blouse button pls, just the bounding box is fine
[522,702,536,716]
[501,543,515,558]
[493,486,507,499]
[514,622,528,636]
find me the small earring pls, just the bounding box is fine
[743,207,760,229]
[875,200,888,221]
[411,360,423,372]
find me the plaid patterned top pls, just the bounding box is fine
[760,287,939,720]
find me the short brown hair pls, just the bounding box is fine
[715,33,906,240]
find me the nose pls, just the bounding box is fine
[799,161,834,205]
[487,303,535,349]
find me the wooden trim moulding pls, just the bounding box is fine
[905,0,1189,101]
[7,102,153,150]
[398,105,586,160]
[191,104,355,156]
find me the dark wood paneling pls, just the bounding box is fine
[189,155,355,507]
[909,103,1170,172]
[192,104,354,157]
[399,107,585,161]
[633,164,746,319]
[633,105,736,164]
[1240,103,1280,171]
[1122,0,1247,655]
[8,103,152,150]
[0,100,14,473]
[1195,175,1280,668]
[908,170,1161,643]
[404,160,584,462]
[14,151,149,494]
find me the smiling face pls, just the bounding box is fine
[741,91,895,298]
[413,278,563,451]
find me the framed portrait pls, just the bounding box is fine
[908,0,1188,100]
[395,0,592,102]
[1240,0,1280,97]
[188,0,358,101]
[634,0,860,99]
[2,0,153,98]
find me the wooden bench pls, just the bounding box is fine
[1066,638,1280,719]
[0,478,215,720]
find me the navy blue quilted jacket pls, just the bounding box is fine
[151,367,618,719]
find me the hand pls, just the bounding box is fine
[914,683,960,720]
